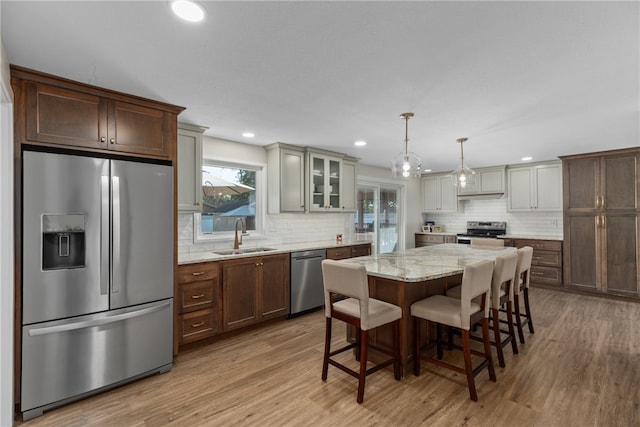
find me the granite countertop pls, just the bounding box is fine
[178,238,372,265]
[341,243,516,283]
[499,234,563,241]
[414,231,458,236]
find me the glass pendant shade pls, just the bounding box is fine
[391,112,423,178]
[451,137,475,188]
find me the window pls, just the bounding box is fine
[196,161,262,240]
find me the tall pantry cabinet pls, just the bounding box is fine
[560,148,640,297]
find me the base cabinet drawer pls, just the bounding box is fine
[179,308,217,344]
[531,266,562,285]
[179,281,215,312]
[326,247,352,260]
[532,250,561,268]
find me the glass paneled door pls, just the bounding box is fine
[355,183,400,254]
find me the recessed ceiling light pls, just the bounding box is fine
[423,169,432,173]
[242,132,255,138]
[354,140,367,147]
[171,0,206,23]
[521,156,533,161]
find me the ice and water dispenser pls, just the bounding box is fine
[42,214,86,270]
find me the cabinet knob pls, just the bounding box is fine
[100,137,106,142]
[196,201,200,206]
[110,138,115,144]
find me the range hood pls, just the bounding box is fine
[457,192,505,200]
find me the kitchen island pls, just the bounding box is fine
[340,243,516,376]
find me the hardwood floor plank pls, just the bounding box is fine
[16,287,640,426]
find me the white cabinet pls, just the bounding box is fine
[458,166,505,197]
[340,158,357,212]
[508,162,562,211]
[266,143,305,213]
[421,174,458,213]
[177,123,207,212]
[266,144,357,213]
[309,152,343,212]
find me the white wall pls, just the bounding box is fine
[0,35,15,427]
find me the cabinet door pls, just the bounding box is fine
[603,213,639,294]
[310,155,326,211]
[479,169,505,193]
[260,255,290,319]
[603,154,639,210]
[534,164,562,211]
[222,259,258,330]
[566,157,600,211]
[109,100,170,159]
[310,153,342,211]
[281,149,305,212]
[25,82,107,149]
[566,215,599,290]
[508,168,533,211]
[177,128,203,212]
[439,176,458,212]
[421,176,440,212]
[341,160,357,212]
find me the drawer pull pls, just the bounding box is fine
[533,256,544,260]
[191,294,205,299]
[191,321,205,328]
[531,272,544,276]
[192,271,205,277]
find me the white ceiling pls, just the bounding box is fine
[1,1,638,172]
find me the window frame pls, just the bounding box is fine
[194,159,265,243]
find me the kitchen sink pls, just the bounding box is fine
[213,247,277,256]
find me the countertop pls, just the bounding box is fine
[178,238,372,265]
[341,243,516,283]
[414,231,457,236]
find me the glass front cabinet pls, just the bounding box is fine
[309,152,342,212]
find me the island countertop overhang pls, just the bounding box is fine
[340,243,517,282]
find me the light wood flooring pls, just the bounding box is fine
[17,287,640,426]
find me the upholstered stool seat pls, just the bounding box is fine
[411,259,496,401]
[321,259,402,404]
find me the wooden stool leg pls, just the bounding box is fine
[393,320,401,380]
[506,300,519,355]
[491,307,505,368]
[357,329,369,404]
[436,323,443,360]
[461,329,478,402]
[322,317,331,381]
[413,317,421,377]
[482,317,497,382]
[514,294,526,344]
[524,288,535,334]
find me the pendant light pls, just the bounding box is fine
[451,137,476,188]
[391,112,423,178]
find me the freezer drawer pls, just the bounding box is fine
[21,299,173,419]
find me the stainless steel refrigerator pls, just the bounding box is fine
[21,150,174,420]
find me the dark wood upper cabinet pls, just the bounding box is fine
[12,65,184,160]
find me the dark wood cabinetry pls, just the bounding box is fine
[176,262,220,346]
[326,243,372,260]
[415,233,457,247]
[12,66,182,160]
[503,238,563,286]
[561,148,639,296]
[221,253,290,331]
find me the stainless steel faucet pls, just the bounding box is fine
[233,218,248,250]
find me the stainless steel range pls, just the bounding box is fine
[456,221,507,244]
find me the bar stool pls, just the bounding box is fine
[320,259,402,404]
[411,260,496,401]
[513,246,535,343]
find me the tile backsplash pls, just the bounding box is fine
[178,212,354,254]
[422,198,563,236]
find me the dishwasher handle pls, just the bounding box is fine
[292,255,325,261]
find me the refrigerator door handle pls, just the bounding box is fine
[100,175,110,296]
[112,175,121,294]
[28,301,171,336]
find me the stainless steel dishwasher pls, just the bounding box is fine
[290,249,326,316]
